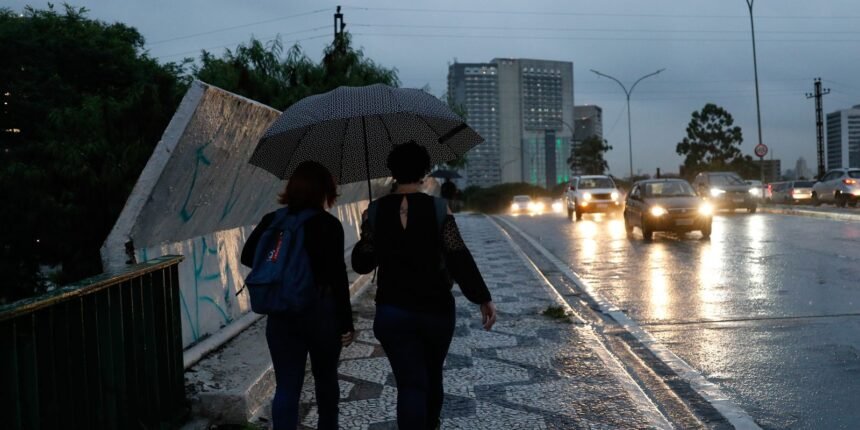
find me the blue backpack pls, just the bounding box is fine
[244,207,318,314]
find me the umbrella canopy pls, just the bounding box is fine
[430,169,462,180]
[249,84,483,198]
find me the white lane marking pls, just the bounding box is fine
[492,215,762,430]
[487,215,673,430]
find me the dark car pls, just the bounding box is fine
[692,171,757,213]
[624,179,713,240]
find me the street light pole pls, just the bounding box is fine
[745,0,765,184]
[590,68,665,179]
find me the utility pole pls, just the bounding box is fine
[806,78,830,179]
[334,6,346,42]
[745,0,765,185]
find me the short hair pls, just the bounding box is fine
[387,140,431,184]
[278,161,337,209]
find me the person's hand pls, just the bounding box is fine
[341,331,355,347]
[480,301,497,331]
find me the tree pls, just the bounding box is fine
[569,135,613,175]
[676,103,757,177]
[193,33,399,111]
[0,5,188,302]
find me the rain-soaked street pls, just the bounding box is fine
[501,211,860,429]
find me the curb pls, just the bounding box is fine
[759,205,860,222]
[491,215,762,430]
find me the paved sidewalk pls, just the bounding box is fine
[289,214,668,429]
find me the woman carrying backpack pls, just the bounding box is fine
[351,141,497,429]
[241,161,354,430]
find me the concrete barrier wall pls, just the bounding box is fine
[102,81,393,348]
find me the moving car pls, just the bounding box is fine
[745,179,770,201]
[771,180,816,204]
[623,179,713,240]
[566,175,622,221]
[510,195,534,214]
[811,168,860,207]
[693,171,757,213]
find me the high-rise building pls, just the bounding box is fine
[754,159,782,183]
[573,105,603,175]
[447,63,500,188]
[574,105,603,143]
[795,157,813,179]
[448,58,574,188]
[826,105,860,169]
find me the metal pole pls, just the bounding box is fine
[361,116,372,200]
[626,94,633,179]
[746,0,765,184]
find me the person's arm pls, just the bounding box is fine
[350,215,377,274]
[240,212,275,268]
[441,216,492,304]
[440,215,496,330]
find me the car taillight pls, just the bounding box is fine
[843,179,857,185]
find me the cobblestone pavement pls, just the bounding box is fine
[292,214,668,429]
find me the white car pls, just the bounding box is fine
[812,168,860,207]
[565,175,622,221]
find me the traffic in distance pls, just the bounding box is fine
[509,167,860,239]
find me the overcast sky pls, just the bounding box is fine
[9,0,860,177]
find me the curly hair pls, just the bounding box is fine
[387,140,431,184]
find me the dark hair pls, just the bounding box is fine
[278,161,337,209]
[387,140,431,184]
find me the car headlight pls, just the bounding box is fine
[583,192,592,201]
[552,202,563,212]
[749,188,761,196]
[710,188,726,198]
[650,206,667,217]
[699,202,713,216]
[534,202,545,211]
[611,191,619,201]
[511,203,519,210]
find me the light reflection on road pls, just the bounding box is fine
[503,211,860,429]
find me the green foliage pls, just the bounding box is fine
[462,183,553,213]
[676,103,758,178]
[541,305,572,323]
[569,135,612,175]
[0,5,188,302]
[192,33,399,111]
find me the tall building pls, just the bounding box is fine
[573,105,603,175]
[754,159,782,183]
[448,58,574,188]
[574,105,603,143]
[447,63,500,188]
[795,157,813,179]
[826,105,860,170]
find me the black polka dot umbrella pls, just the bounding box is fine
[249,84,483,199]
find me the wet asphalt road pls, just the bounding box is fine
[501,211,860,429]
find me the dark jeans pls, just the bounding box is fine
[373,304,456,430]
[266,298,342,430]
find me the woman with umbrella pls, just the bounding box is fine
[351,141,496,429]
[241,161,354,430]
[249,84,493,427]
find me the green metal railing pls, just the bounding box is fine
[0,256,186,430]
